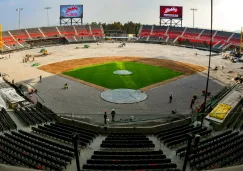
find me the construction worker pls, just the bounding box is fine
[104,111,107,124]
[193,94,197,100]
[111,109,116,122]
[64,83,68,90]
[169,93,173,103]
[190,98,195,109]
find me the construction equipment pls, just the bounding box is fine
[84,45,90,48]
[43,50,48,55]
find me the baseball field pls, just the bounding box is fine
[63,61,182,89]
[39,56,206,91]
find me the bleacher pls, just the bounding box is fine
[75,25,91,36]
[40,27,59,38]
[26,28,43,39]
[155,123,212,148]
[57,26,76,36]
[139,25,152,37]
[2,31,18,47]
[152,26,167,36]
[9,29,29,40]
[13,106,55,126]
[167,27,185,40]
[0,130,74,170]
[183,28,203,38]
[229,33,240,46]
[214,31,233,42]
[91,25,103,38]
[176,130,243,170]
[83,132,179,170]
[0,108,17,131]
[32,122,98,146]
[199,29,216,40]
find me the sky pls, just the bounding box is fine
[0,0,242,32]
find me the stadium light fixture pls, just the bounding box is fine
[44,7,52,26]
[190,8,197,28]
[16,8,23,29]
[200,0,213,132]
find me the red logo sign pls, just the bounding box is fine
[160,6,183,19]
[65,6,78,17]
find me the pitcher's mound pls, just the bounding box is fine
[113,70,132,75]
[101,89,147,104]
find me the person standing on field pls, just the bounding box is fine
[169,93,173,103]
[111,109,116,122]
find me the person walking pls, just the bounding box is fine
[193,94,197,101]
[104,111,107,124]
[111,109,116,122]
[169,93,173,103]
[190,98,195,109]
[39,75,42,83]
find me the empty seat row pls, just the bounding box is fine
[93,150,163,156]
[0,108,17,131]
[83,163,177,170]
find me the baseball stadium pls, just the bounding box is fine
[0,1,242,171]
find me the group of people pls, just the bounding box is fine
[23,56,34,63]
[169,92,198,111]
[104,109,116,124]
[38,75,69,90]
[0,54,10,60]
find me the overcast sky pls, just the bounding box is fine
[0,0,242,32]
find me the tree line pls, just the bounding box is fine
[87,21,141,36]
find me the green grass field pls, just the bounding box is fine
[63,62,182,89]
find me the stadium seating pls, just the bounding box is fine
[57,26,76,36]
[183,28,203,38]
[9,29,29,40]
[167,27,185,43]
[40,27,60,37]
[26,28,43,39]
[75,25,91,36]
[0,130,75,170]
[155,124,211,148]
[0,108,17,131]
[179,131,243,171]
[13,106,54,126]
[32,122,98,147]
[91,25,104,37]
[199,29,216,40]
[214,31,233,42]
[83,134,179,171]
[229,33,240,46]
[139,25,152,37]
[152,26,167,36]
[100,133,155,149]
[2,31,19,48]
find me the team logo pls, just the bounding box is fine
[164,7,178,14]
[65,6,79,17]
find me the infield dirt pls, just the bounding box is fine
[39,56,206,91]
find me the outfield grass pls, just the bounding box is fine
[63,62,182,89]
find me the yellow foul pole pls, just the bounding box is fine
[0,24,2,52]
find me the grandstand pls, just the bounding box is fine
[0,4,242,171]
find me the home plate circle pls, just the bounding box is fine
[113,70,132,75]
[101,89,147,104]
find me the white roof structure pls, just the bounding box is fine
[0,88,25,104]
